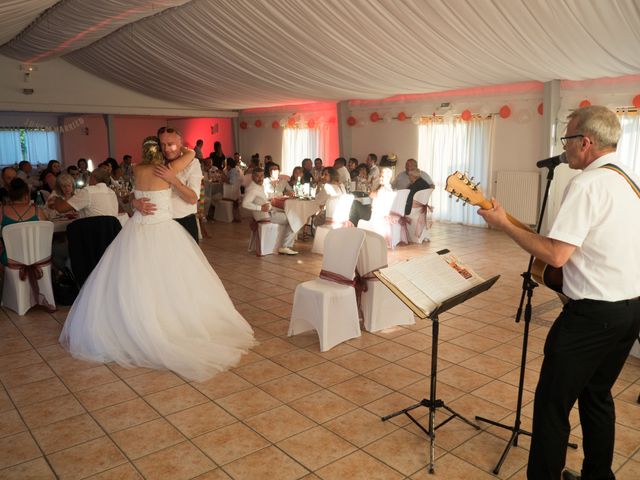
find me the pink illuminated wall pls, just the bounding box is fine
[168,117,234,157]
[60,115,109,166]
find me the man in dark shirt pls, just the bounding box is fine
[0,166,17,205]
[404,169,430,214]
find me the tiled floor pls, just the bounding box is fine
[1,221,639,479]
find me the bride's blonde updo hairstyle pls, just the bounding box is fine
[142,136,164,165]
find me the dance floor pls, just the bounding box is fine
[1,221,639,479]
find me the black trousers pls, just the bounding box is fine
[174,214,199,244]
[527,297,640,480]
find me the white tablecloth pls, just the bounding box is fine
[283,198,320,232]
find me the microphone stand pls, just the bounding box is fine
[475,162,577,474]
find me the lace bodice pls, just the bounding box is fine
[133,189,173,224]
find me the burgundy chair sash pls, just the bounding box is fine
[386,211,411,245]
[353,266,386,322]
[319,269,355,287]
[249,219,272,256]
[6,256,56,312]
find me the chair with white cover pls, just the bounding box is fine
[356,229,415,332]
[247,217,287,256]
[213,183,238,223]
[357,189,396,239]
[386,189,411,248]
[311,194,354,254]
[407,188,433,244]
[2,221,56,315]
[289,228,365,351]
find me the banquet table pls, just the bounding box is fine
[281,198,321,232]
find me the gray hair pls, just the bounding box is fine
[55,173,75,196]
[568,105,621,150]
[91,166,111,185]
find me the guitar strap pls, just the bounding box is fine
[600,163,640,199]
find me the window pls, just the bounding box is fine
[418,117,495,226]
[0,128,60,166]
[618,112,640,175]
[281,127,322,177]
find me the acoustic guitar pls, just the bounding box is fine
[445,171,564,294]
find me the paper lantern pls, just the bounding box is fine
[499,105,511,119]
[287,117,297,127]
[307,119,316,128]
[347,116,357,126]
[370,112,380,122]
[239,121,248,129]
[461,109,472,121]
[411,114,421,125]
[579,99,591,108]
[271,120,280,129]
[632,94,640,108]
[397,111,407,121]
[382,113,392,124]
[537,103,544,115]
[254,119,262,128]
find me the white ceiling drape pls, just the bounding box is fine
[1,0,640,110]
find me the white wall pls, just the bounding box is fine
[0,54,234,117]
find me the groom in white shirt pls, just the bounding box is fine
[134,127,203,243]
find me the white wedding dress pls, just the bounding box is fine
[60,189,255,382]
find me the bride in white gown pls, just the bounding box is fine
[60,137,255,382]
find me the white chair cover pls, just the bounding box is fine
[357,188,396,239]
[247,220,286,256]
[407,188,434,244]
[387,189,410,248]
[356,229,415,332]
[311,194,354,254]
[2,221,56,315]
[213,183,240,223]
[289,228,365,351]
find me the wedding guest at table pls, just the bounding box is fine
[334,157,350,189]
[44,173,76,219]
[287,166,304,194]
[225,157,242,222]
[121,154,134,184]
[0,167,17,205]
[16,161,33,184]
[392,158,435,190]
[211,141,226,170]
[264,155,276,176]
[366,153,380,189]
[242,168,298,255]
[111,166,125,188]
[404,168,431,215]
[66,165,80,181]
[47,167,118,218]
[0,178,47,267]
[263,163,289,199]
[194,139,204,160]
[39,160,61,192]
[348,157,359,180]
[353,163,370,193]
[234,152,245,170]
[315,167,346,205]
[77,158,91,186]
[242,155,262,193]
[40,171,57,198]
[302,158,313,183]
[312,158,323,183]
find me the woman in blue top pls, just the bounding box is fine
[0,178,47,265]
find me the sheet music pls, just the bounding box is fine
[378,251,484,315]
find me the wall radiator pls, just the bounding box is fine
[495,171,540,225]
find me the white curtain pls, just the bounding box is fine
[24,130,60,166]
[0,130,23,165]
[618,113,640,175]
[281,127,322,177]
[418,117,495,226]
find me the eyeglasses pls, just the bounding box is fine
[157,126,183,137]
[560,134,584,147]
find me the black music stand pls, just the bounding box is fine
[381,275,500,474]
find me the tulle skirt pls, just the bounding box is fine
[60,217,255,382]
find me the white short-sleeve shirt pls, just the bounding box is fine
[172,158,203,219]
[548,152,640,301]
[67,183,118,218]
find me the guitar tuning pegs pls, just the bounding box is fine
[448,194,453,199]
[465,197,470,203]
[469,176,475,182]
[473,183,480,190]
[455,197,460,203]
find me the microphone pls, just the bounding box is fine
[536,152,567,168]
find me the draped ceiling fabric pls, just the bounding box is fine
[1,0,640,110]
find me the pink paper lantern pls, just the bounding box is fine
[239,121,248,129]
[537,103,544,115]
[347,116,357,126]
[254,119,262,128]
[499,105,511,119]
[461,109,472,121]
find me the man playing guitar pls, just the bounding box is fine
[478,106,640,480]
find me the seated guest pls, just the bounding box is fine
[264,155,276,177]
[16,160,33,183]
[312,158,323,183]
[0,167,17,205]
[353,163,370,192]
[111,166,125,189]
[40,171,57,196]
[334,158,351,189]
[366,153,380,189]
[404,169,431,215]
[225,158,242,222]
[348,157,359,180]
[349,167,392,226]
[47,167,118,218]
[286,167,304,194]
[392,158,435,190]
[263,163,290,198]
[67,165,80,181]
[0,178,47,266]
[194,139,204,160]
[242,168,298,255]
[77,158,91,187]
[45,173,76,219]
[301,158,313,183]
[315,167,346,206]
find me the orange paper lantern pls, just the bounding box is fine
[271,120,280,129]
[307,119,316,128]
[537,103,544,115]
[632,94,640,108]
[347,116,357,126]
[397,111,407,121]
[239,121,248,129]
[579,99,591,108]
[499,105,511,119]
[287,117,296,127]
[254,119,262,128]
[370,112,380,122]
[461,109,472,121]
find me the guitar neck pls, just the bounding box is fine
[476,198,534,233]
